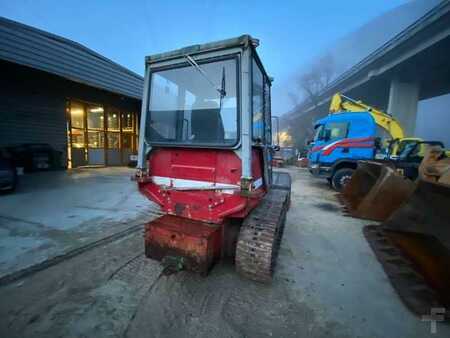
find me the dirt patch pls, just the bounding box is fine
[126,262,350,338]
[2,167,437,338]
[0,229,350,338]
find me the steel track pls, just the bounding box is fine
[235,189,289,283]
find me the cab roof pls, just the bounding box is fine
[314,111,373,128]
[146,35,257,63]
[145,34,272,84]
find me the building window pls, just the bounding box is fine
[87,105,104,130]
[122,113,133,132]
[67,99,138,167]
[107,111,120,131]
[88,131,105,148]
[71,129,85,148]
[107,132,120,149]
[122,133,133,149]
[71,101,85,129]
[121,112,135,150]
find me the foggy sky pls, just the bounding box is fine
[0,0,408,114]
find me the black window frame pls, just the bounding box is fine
[145,53,241,149]
[313,124,325,141]
[251,56,268,144]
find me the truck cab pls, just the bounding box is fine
[308,112,377,190]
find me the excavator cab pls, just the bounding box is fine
[136,35,291,281]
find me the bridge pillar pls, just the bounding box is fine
[387,79,419,136]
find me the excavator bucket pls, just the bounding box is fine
[340,161,383,211]
[364,179,450,316]
[341,161,415,221]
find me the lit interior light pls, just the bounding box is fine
[71,108,83,116]
[90,107,104,113]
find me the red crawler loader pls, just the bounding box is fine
[135,35,291,282]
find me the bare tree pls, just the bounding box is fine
[280,54,335,153]
[288,91,300,106]
[298,54,335,107]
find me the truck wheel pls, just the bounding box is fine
[326,177,332,187]
[332,168,354,192]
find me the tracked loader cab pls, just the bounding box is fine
[136,35,291,281]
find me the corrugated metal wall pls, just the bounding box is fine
[0,61,67,161]
[0,17,144,168]
[0,16,143,100]
[0,60,142,168]
[0,89,67,151]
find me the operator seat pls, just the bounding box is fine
[191,99,225,143]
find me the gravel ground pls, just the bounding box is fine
[0,167,448,338]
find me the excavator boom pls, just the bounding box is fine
[330,93,405,140]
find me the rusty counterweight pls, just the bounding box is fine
[145,215,222,275]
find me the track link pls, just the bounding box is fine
[235,189,289,283]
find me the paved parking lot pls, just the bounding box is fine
[0,168,159,278]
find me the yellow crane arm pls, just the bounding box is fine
[330,93,405,140]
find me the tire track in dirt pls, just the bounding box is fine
[125,260,350,338]
[0,232,162,338]
[0,168,356,338]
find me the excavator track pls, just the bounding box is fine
[236,188,290,283]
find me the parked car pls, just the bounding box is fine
[7,143,63,172]
[128,153,138,168]
[0,149,17,192]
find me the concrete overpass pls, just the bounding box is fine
[282,1,450,149]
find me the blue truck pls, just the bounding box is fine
[308,112,384,191]
[306,93,418,191]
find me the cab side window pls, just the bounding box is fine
[313,125,324,141]
[324,122,348,140]
[252,59,264,142]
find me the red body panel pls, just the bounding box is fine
[139,148,265,224]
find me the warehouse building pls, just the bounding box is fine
[0,17,143,168]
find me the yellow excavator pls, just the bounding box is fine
[329,93,423,157]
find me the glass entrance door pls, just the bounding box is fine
[67,100,138,168]
[87,104,105,166]
[121,112,136,165]
[106,109,121,165]
[69,101,87,168]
